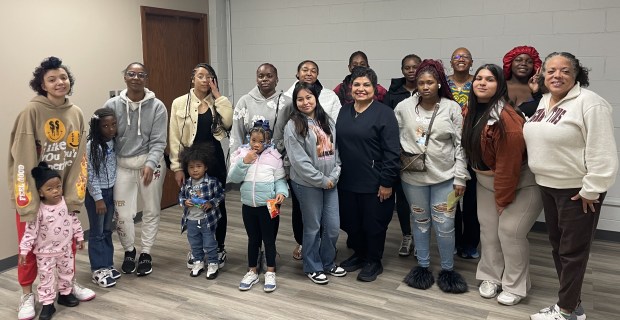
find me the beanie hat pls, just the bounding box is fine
[31,162,61,190]
[502,46,542,80]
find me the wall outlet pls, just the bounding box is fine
[109,90,116,98]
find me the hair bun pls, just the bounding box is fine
[41,56,62,69]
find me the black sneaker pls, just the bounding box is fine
[57,293,80,307]
[39,304,56,320]
[136,253,153,276]
[121,248,137,274]
[340,254,364,272]
[357,261,383,282]
[218,248,227,268]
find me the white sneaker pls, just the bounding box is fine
[239,271,259,291]
[190,261,204,277]
[92,269,116,288]
[479,280,501,298]
[531,304,576,320]
[206,262,219,280]
[72,281,96,301]
[17,293,35,320]
[263,271,276,292]
[497,291,523,306]
[217,249,227,268]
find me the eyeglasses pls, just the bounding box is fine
[452,54,471,60]
[125,71,148,79]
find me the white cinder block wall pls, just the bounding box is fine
[212,0,620,232]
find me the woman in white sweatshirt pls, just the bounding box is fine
[524,52,618,320]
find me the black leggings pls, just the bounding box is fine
[289,179,303,245]
[242,205,279,268]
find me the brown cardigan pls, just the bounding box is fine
[465,104,526,207]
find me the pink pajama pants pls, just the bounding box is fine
[36,251,74,305]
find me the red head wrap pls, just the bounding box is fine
[502,46,542,80]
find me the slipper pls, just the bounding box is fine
[293,244,302,260]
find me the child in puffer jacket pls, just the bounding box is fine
[227,120,288,293]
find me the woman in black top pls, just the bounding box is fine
[336,67,400,282]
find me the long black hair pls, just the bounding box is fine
[290,82,332,138]
[462,64,511,169]
[87,108,116,178]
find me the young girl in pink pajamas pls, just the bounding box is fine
[19,162,85,320]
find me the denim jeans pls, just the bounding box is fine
[291,181,340,273]
[186,218,218,264]
[401,178,456,270]
[85,188,115,271]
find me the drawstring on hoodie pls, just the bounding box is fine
[125,97,144,136]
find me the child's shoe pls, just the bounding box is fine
[17,292,35,320]
[72,281,96,301]
[136,253,153,276]
[109,267,122,280]
[190,261,204,277]
[57,293,79,307]
[239,271,259,291]
[38,304,55,320]
[206,262,219,280]
[264,271,277,292]
[186,251,194,269]
[218,248,227,268]
[92,269,116,288]
[122,248,137,274]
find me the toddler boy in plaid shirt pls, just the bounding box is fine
[178,143,225,279]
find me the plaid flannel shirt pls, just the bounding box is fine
[178,174,225,233]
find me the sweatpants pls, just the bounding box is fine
[475,166,542,297]
[540,186,606,311]
[36,252,74,305]
[338,189,394,263]
[242,205,278,268]
[114,155,166,254]
[16,212,76,287]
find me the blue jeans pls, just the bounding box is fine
[401,179,456,270]
[85,189,115,271]
[186,218,218,264]
[291,181,340,273]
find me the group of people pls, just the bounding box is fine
[8,44,617,320]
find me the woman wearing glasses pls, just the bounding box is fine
[446,47,480,260]
[169,63,233,271]
[105,62,168,277]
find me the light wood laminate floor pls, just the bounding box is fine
[1,190,619,319]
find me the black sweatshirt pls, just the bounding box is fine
[336,100,400,193]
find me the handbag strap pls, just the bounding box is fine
[423,103,440,148]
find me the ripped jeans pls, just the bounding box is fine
[402,178,456,271]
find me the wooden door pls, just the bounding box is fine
[141,6,209,209]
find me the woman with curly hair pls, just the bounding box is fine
[395,59,469,294]
[9,56,95,320]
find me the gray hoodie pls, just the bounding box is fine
[104,88,168,169]
[283,117,340,188]
[229,86,291,154]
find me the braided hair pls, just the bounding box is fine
[87,108,116,178]
[413,59,455,106]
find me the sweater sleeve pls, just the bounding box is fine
[214,96,233,130]
[229,98,247,155]
[493,131,525,207]
[19,218,39,255]
[283,122,329,188]
[61,109,87,214]
[378,107,401,188]
[9,108,41,221]
[69,210,84,242]
[168,97,184,173]
[145,102,168,169]
[451,103,470,186]
[86,141,103,201]
[272,96,292,155]
[580,103,619,199]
